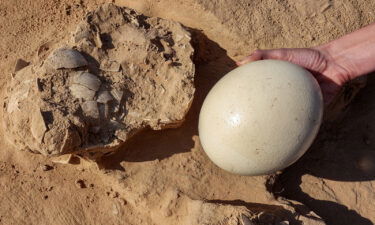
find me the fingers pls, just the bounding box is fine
[236,49,291,66]
[237,48,327,74]
[236,50,264,66]
[237,48,337,105]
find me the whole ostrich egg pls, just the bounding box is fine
[198,60,323,176]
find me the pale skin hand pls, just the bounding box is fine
[237,22,375,104]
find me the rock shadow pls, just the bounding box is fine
[100,29,237,170]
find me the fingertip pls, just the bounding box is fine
[236,60,246,66]
[236,56,251,66]
[236,49,267,66]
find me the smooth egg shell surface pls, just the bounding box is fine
[198,60,323,176]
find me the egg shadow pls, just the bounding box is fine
[100,29,237,170]
[270,73,375,225]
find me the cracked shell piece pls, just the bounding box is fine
[81,101,100,119]
[69,84,96,100]
[97,91,113,103]
[45,48,88,69]
[72,72,102,91]
[30,109,48,144]
[110,89,123,102]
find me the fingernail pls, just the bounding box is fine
[236,59,247,66]
[236,61,243,66]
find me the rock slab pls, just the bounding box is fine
[3,4,195,158]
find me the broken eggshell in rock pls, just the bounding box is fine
[71,72,102,91]
[70,84,97,100]
[45,47,88,69]
[69,72,102,100]
[97,90,113,103]
[81,100,100,119]
[111,89,124,103]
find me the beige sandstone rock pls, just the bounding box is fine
[3,4,195,159]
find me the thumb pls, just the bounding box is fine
[237,49,292,66]
[236,50,265,66]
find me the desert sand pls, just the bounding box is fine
[0,0,374,225]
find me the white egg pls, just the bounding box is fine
[198,60,323,176]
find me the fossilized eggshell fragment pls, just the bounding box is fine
[70,72,102,100]
[110,89,123,102]
[199,60,323,176]
[70,84,96,100]
[72,72,101,91]
[30,109,48,144]
[97,91,113,103]
[81,101,100,119]
[45,48,88,69]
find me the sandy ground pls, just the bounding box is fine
[0,0,375,225]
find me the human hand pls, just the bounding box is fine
[236,48,353,104]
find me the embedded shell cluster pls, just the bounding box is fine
[3,4,195,159]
